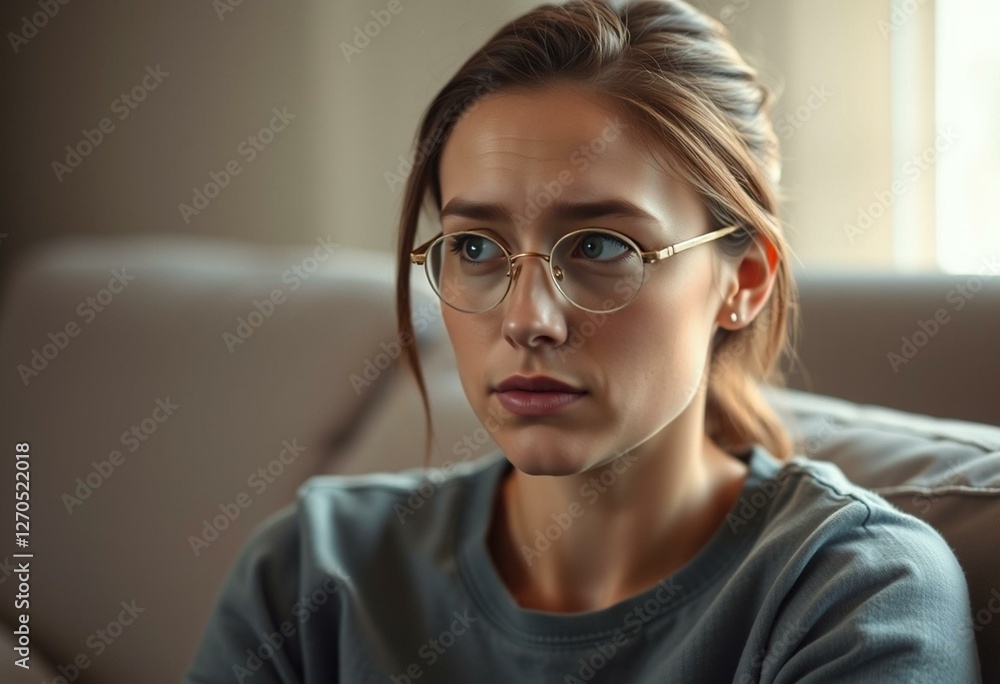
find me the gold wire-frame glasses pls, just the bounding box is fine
[410,224,741,314]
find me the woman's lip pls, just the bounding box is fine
[494,390,586,416]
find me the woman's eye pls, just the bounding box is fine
[574,232,632,261]
[447,234,503,262]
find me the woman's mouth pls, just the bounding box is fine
[494,390,587,416]
[492,374,587,416]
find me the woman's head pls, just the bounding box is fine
[397,0,799,469]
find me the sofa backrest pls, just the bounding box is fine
[785,271,1000,427]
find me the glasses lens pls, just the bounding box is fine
[426,232,509,312]
[551,230,644,312]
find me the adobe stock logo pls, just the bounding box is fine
[16,268,136,386]
[36,598,145,683]
[878,0,929,38]
[61,396,180,515]
[340,0,416,63]
[390,609,480,684]
[51,65,170,183]
[178,106,296,225]
[188,439,306,556]
[844,126,959,243]
[7,0,73,55]
[221,236,339,354]
[212,0,244,21]
[886,256,999,373]
[726,467,792,533]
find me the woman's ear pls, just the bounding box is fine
[717,235,780,330]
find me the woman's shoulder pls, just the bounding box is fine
[297,451,506,527]
[726,446,980,680]
[236,452,505,575]
[737,445,972,614]
[197,452,507,628]
[743,446,961,554]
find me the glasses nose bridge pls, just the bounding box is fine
[508,250,550,276]
[505,250,566,302]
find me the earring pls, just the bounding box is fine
[729,311,739,323]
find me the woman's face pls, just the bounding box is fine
[437,84,736,476]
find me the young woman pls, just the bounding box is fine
[187,1,981,681]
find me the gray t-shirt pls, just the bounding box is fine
[185,445,981,683]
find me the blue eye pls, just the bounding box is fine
[446,234,503,263]
[573,232,634,262]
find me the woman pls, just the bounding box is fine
[186,1,981,681]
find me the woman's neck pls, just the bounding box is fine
[487,433,749,614]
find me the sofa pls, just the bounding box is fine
[0,234,997,683]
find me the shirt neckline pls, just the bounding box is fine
[455,444,782,647]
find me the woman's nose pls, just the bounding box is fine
[501,256,570,349]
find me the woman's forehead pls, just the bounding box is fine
[438,89,705,233]
[442,88,632,166]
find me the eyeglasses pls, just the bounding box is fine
[410,224,740,314]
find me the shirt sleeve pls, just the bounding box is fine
[184,505,310,684]
[766,501,981,684]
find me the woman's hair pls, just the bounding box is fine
[395,0,800,467]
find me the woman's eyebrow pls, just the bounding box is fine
[439,197,661,225]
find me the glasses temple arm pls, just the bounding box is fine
[643,225,741,263]
[410,232,444,265]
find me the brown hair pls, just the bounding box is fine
[395,0,800,467]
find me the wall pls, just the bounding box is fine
[0,0,917,281]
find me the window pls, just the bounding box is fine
[932,0,1000,274]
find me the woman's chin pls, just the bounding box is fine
[501,446,593,477]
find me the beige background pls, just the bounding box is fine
[0,1,931,280]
